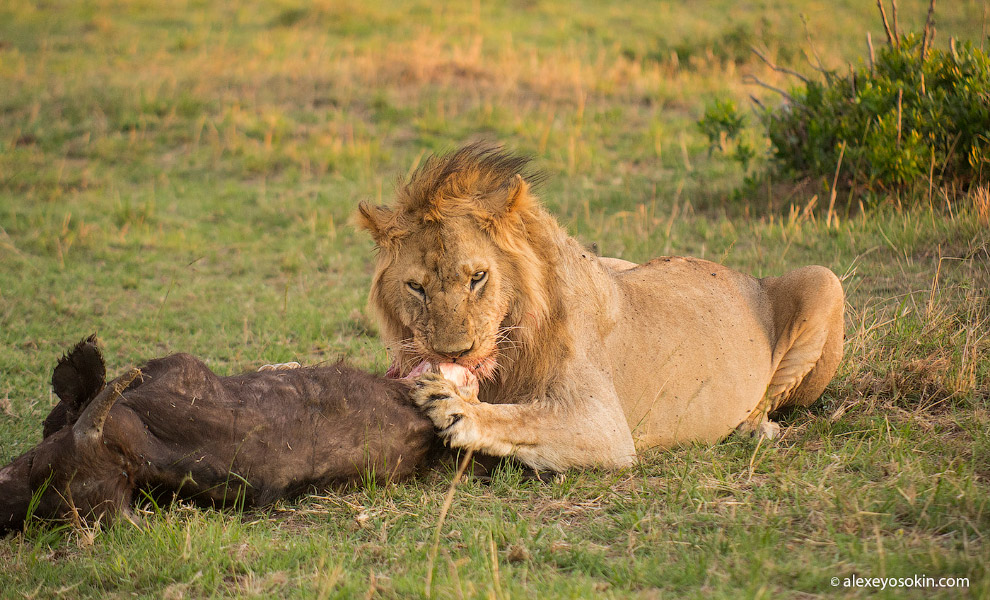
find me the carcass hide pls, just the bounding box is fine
[0,336,436,531]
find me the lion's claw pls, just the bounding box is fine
[441,413,463,433]
[411,372,476,436]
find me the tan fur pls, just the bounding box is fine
[358,143,845,471]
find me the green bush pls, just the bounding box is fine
[698,98,757,172]
[765,34,990,197]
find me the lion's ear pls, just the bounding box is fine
[481,174,536,237]
[507,174,532,213]
[491,174,534,218]
[355,202,399,247]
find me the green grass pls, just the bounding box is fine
[1,0,988,597]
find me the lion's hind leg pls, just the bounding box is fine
[734,267,842,441]
[762,265,845,413]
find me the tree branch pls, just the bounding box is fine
[892,0,900,47]
[750,46,810,83]
[921,0,937,62]
[743,75,797,104]
[877,1,895,48]
[866,31,876,72]
[801,15,829,74]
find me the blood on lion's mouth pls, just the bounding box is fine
[403,361,480,395]
[387,353,496,396]
[468,355,498,381]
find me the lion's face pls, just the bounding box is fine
[380,216,510,380]
[358,143,565,392]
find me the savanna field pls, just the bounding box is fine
[1,1,988,597]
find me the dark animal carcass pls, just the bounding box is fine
[0,336,437,532]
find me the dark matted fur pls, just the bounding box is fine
[0,337,437,532]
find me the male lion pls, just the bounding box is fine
[357,143,844,472]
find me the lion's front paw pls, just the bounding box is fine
[258,362,301,372]
[412,372,478,436]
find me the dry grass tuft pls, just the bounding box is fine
[837,235,989,423]
[847,355,957,412]
[974,185,990,227]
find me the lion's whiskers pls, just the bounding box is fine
[495,326,525,350]
[497,325,526,335]
[387,338,432,372]
[495,337,523,351]
[488,348,517,381]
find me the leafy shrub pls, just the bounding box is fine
[698,98,756,172]
[766,34,990,197]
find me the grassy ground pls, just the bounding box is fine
[1,0,988,597]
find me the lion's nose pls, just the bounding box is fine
[434,342,474,360]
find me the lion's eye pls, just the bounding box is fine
[470,270,487,291]
[406,281,425,298]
